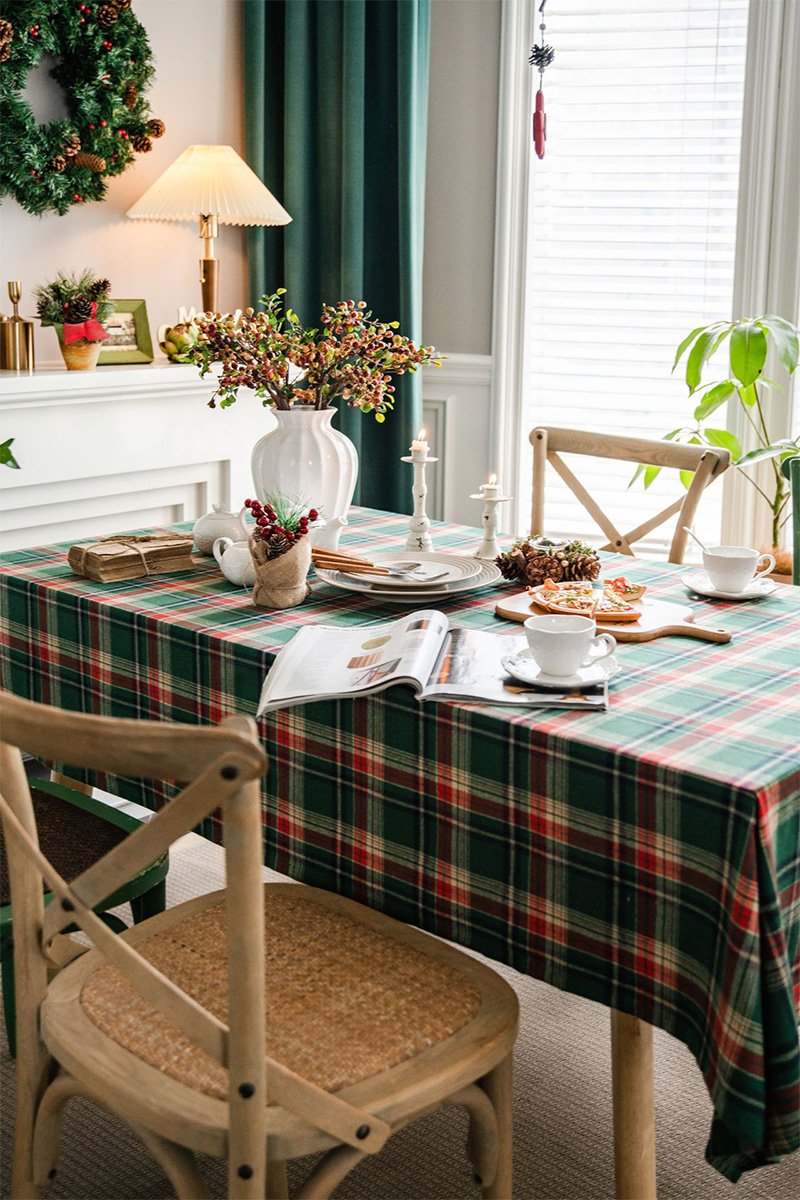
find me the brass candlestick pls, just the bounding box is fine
[0,281,35,372]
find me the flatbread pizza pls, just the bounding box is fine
[528,578,643,622]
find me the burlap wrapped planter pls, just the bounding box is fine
[249,535,311,609]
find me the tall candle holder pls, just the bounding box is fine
[470,476,513,560]
[402,447,438,552]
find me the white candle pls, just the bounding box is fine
[480,472,501,499]
[409,427,430,460]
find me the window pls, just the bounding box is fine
[516,0,749,552]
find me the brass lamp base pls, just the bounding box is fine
[199,213,219,314]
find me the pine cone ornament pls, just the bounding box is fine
[112,0,132,9]
[67,296,94,323]
[146,118,166,139]
[264,534,292,560]
[74,151,107,173]
[63,134,81,159]
[123,82,138,110]
[495,538,600,586]
[0,18,12,61]
[89,278,111,300]
[97,4,119,28]
[131,134,152,154]
[48,156,67,174]
[563,546,601,582]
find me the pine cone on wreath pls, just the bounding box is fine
[89,278,111,300]
[112,0,132,9]
[67,296,94,323]
[0,18,12,61]
[48,156,67,174]
[123,82,138,111]
[97,5,119,28]
[74,151,107,173]
[63,134,81,160]
[146,118,166,139]
[131,134,152,153]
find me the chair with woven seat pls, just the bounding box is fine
[530,426,731,563]
[0,776,168,1057]
[0,692,519,1200]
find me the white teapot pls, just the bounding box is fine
[213,537,255,587]
[192,505,249,555]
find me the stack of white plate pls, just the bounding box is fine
[314,551,501,601]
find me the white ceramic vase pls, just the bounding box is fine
[251,407,358,550]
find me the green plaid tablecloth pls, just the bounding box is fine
[1,508,798,1181]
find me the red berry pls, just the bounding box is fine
[308,508,319,521]
[74,194,83,202]
[256,516,268,527]
[99,119,107,127]
[286,531,295,542]
[103,40,112,49]
[244,498,253,508]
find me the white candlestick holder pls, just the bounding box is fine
[402,454,438,551]
[469,489,513,560]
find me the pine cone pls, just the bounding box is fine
[264,535,291,560]
[0,18,13,45]
[496,540,567,585]
[0,44,11,63]
[112,0,132,9]
[146,118,166,139]
[131,134,152,154]
[48,156,67,174]
[89,278,111,300]
[97,5,118,28]
[562,541,601,582]
[525,552,565,586]
[123,82,138,110]
[74,151,107,173]
[63,133,81,159]
[67,296,93,323]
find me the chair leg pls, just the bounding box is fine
[267,1158,289,1199]
[446,1083,498,1189]
[294,1145,367,1200]
[132,1124,213,1199]
[131,877,167,924]
[479,1053,514,1200]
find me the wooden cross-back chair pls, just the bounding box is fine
[0,693,518,1200]
[530,427,731,563]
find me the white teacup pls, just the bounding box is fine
[702,546,776,593]
[523,614,616,678]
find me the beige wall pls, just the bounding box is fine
[423,0,502,356]
[0,0,248,366]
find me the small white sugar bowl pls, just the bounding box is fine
[192,505,249,555]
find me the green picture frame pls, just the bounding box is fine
[97,299,154,365]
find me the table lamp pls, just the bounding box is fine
[126,144,291,312]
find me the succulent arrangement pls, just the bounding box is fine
[158,320,200,363]
[496,537,601,586]
[190,290,441,421]
[34,269,113,334]
[245,495,319,561]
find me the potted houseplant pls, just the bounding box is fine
[189,290,440,548]
[34,269,113,371]
[648,315,799,576]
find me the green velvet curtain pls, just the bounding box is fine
[242,0,431,512]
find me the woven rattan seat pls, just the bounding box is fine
[81,889,482,1099]
[0,786,128,906]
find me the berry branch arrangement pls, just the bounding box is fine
[245,496,319,561]
[0,0,165,215]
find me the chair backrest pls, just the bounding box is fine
[529,426,731,564]
[781,455,799,584]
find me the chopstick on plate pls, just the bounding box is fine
[311,549,392,576]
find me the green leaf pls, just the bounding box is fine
[643,465,661,490]
[756,318,799,374]
[738,382,758,408]
[629,463,646,488]
[679,469,695,490]
[672,324,706,372]
[736,444,793,468]
[0,437,20,469]
[693,380,735,421]
[703,427,742,460]
[685,330,717,393]
[730,322,767,386]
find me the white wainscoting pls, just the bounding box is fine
[0,364,272,552]
[422,353,494,528]
[1,354,495,551]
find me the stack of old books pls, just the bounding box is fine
[68,531,195,583]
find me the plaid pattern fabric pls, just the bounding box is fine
[1,507,798,1181]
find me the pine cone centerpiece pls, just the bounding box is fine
[495,538,601,586]
[66,296,94,324]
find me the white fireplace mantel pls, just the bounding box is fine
[0,363,273,552]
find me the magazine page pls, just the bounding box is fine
[257,609,449,714]
[421,628,609,710]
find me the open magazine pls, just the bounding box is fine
[257,609,608,714]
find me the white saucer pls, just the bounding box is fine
[501,649,620,690]
[681,571,777,601]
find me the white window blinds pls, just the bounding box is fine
[520,0,749,553]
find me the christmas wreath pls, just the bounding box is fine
[0,0,165,215]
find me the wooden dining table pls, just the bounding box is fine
[1,506,798,1198]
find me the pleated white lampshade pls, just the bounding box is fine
[126,144,291,226]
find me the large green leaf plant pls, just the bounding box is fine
[645,316,799,549]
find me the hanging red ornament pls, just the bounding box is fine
[528,0,555,161]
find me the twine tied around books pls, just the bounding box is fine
[71,531,192,578]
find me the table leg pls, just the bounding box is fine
[610,1010,657,1200]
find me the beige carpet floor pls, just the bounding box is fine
[1,833,797,1200]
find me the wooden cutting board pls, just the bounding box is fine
[494,591,732,644]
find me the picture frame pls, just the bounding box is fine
[97,299,154,365]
